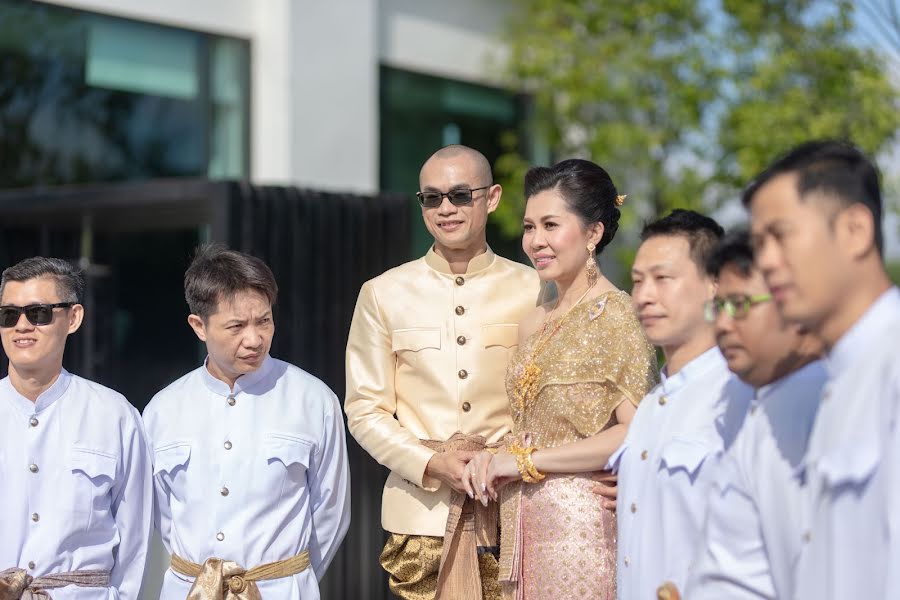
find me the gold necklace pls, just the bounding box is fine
[513,284,595,415]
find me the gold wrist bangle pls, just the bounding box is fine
[508,442,544,483]
[524,450,546,482]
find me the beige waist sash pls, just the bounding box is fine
[169,551,310,600]
[0,567,110,600]
[421,432,501,600]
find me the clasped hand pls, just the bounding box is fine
[461,450,520,506]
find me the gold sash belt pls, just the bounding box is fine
[170,550,310,600]
[422,432,501,600]
[0,567,110,600]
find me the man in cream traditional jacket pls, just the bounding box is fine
[345,145,540,599]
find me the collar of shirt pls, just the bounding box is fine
[659,346,724,397]
[826,287,900,378]
[756,359,825,403]
[2,367,72,415]
[201,354,276,396]
[424,245,496,275]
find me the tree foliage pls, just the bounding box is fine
[492,0,900,242]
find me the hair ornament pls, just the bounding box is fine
[615,194,627,207]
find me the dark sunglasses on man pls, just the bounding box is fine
[0,303,75,328]
[415,185,491,208]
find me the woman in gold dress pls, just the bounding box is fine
[464,159,658,599]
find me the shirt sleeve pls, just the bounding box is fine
[685,447,776,600]
[308,391,351,579]
[343,281,438,490]
[109,406,154,600]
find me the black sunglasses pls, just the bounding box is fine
[416,186,491,208]
[0,303,75,328]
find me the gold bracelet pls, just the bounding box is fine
[523,449,546,482]
[508,442,545,484]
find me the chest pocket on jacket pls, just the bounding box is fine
[70,446,118,531]
[392,328,441,366]
[153,442,192,495]
[659,438,713,483]
[816,440,881,491]
[483,324,519,349]
[264,433,315,500]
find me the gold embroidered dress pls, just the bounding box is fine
[499,291,658,600]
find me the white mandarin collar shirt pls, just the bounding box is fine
[143,355,350,600]
[614,347,753,600]
[686,360,827,600]
[0,369,153,600]
[795,287,900,600]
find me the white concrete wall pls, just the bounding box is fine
[378,0,511,84]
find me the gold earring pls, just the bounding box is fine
[586,243,598,286]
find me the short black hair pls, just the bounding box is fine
[524,159,621,253]
[706,229,755,278]
[0,257,84,304]
[742,140,883,254]
[184,244,278,318]
[640,209,725,273]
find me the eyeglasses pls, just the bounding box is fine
[705,294,773,322]
[416,186,491,208]
[0,303,74,328]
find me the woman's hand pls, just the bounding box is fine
[464,449,521,505]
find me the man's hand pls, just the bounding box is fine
[592,470,618,512]
[424,450,479,494]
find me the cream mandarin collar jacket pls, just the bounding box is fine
[345,247,541,536]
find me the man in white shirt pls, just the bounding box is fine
[745,140,900,600]
[143,245,350,600]
[0,257,152,600]
[615,210,752,600]
[685,229,825,599]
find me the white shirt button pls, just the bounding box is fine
[29,464,38,473]
[31,513,39,522]
[27,561,35,570]
[29,417,39,427]
[216,532,225,541]
[224,441,232,450]
[221,486,230,497]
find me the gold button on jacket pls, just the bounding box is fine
[345,247,541,536]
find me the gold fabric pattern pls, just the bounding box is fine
[499,291,658,599]
[169,551,309,600]
[380,535,501,600]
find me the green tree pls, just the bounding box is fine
[493,0,900,248]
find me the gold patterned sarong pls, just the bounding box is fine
[381,431,502,600]
[0,567,110,600]
[381,534,500,600]
[169,551,309,600]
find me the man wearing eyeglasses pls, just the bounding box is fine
[615,210,753,600]
[684,229,825,600]
[345,145,540,599]
[0,257,152,599]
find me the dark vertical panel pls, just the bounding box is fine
[224,183,410,600]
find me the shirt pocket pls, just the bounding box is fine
[659,437,713,482]
[816,440,880,490]
[264,432,316,500]
[153,442,192,498]
[483,324,519,349]
[391,327,441,366]
[69,446,119,531]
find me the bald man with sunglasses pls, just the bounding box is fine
[0,257,152,600]
[345,145,540,599]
